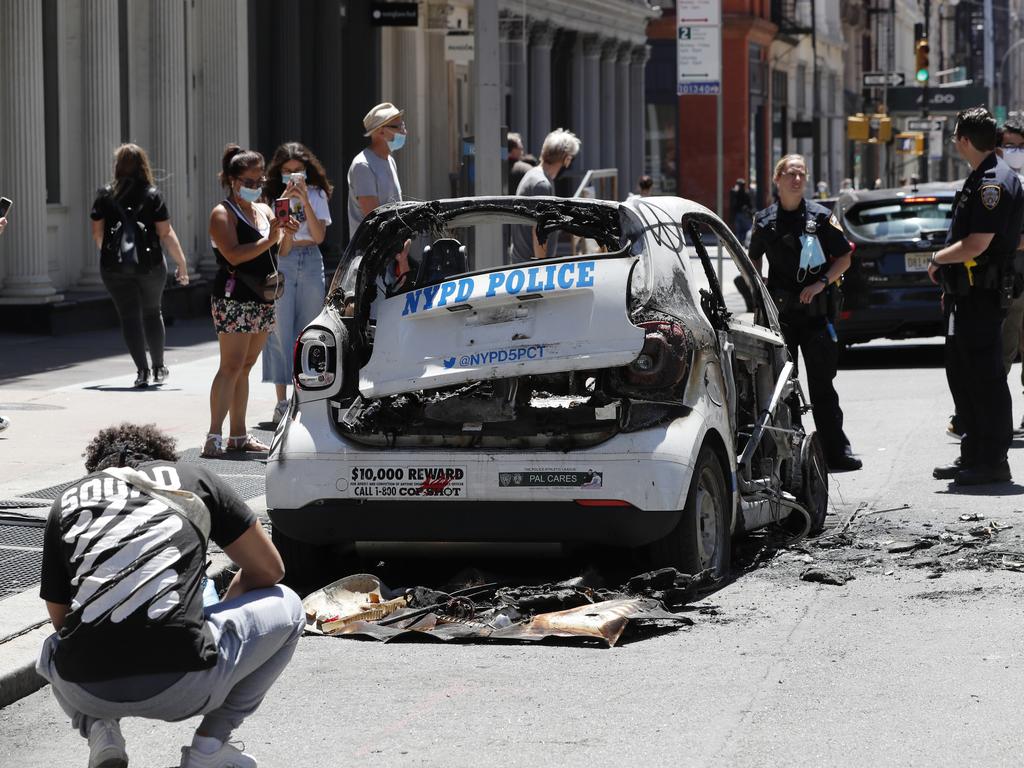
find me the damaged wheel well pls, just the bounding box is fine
[698,428,736,534]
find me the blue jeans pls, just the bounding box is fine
[262,244,325,385]
[37,586,304,743]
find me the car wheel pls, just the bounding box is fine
[271,525,355,593]
[799,431,829,534]
[647,444,731,579]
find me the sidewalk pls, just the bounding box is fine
[0,317,276,707]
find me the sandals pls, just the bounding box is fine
[200,434,225,458]
[226,434,270,453]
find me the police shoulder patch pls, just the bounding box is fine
[980,184,1002,210]
[828,212,843,231]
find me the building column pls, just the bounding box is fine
[0,1,59,301]
[599,39,618,171]
[629,45,650,191]
[195,0,249,277]
[615,42,632,196]
[569,34,586,168]
[581,34,602,178]
[529,22,555,157]
[500,13,529,146]
[150,1,191,277]
[78,0,123,288]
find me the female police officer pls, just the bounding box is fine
[748,154,861,472]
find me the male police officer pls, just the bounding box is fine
[749,153,862,472]
[930,107,1024,485]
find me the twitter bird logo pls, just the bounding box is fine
[442,357,456,369]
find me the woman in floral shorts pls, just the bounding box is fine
[204,144,297,457]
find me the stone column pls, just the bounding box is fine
[0,1,59,300]
[581,34,602,179]
[150,1,190,276]
[529,22,556,157]
[615,42,632,196]
[630,45,650,190]
[78,0,123,288]
[195,0,249,277]
[599,39,618,171]
[569,34,586,170]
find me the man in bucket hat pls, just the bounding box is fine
[346,102,407,239]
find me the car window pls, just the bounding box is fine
[843,197,953,241]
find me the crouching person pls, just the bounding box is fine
[36,423,304,768]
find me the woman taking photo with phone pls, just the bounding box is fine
[90,143,189,388]
[204,144,298,458]
[262,142,333,425]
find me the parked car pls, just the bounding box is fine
[265,196,828,585]
[833,183,956,345]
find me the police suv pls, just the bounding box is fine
[266,197,827,584]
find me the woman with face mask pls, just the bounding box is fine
[203,145,298,458]
[262,143,334,425]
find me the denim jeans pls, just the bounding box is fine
[101,262,168,372]
[36,586,304,743]
[262,244,325,385]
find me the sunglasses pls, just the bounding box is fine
[780,170,806,180]
[384,120,407,131]
[236,176,266,189]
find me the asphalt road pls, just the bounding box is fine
[5,338,1024,766]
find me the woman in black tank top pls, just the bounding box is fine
[203,145,298,458]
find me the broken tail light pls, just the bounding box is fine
[623,321,691,389]
[294,327,337,390]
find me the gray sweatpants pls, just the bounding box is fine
[36,585,304,742]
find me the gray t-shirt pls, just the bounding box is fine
[347,148,402,238]
[510,164,555,263]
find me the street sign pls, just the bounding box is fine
[676,0,720,96]
[886,85,988,113]
[863,72,906,87]
[907,118,944,131]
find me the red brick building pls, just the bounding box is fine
[648,2,777,216]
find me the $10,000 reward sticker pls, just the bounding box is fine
[349,466,467,498]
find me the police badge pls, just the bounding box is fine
[980,184,1002,210]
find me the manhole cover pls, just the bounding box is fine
[0,403,65,412]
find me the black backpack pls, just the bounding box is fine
[103,186,153,268]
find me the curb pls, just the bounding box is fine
[0,553,236,710]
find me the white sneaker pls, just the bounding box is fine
[0,415,9,432]
[271,399,289,425]
[179,741,257,768]
[88,719,127,768]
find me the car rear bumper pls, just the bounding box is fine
[268,500,681,548]
[837,289,943,343]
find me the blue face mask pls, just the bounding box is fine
[238,186,262,203]
[387,132,406,152]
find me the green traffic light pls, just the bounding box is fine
[916,68,929,83]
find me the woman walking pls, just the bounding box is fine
[204,145,297,458]
[262,142,333,424]
[90,144,189,387]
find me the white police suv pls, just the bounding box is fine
[266,196,827,583]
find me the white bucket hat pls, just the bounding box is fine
[363,102,405,137]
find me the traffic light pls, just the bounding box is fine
[915,37,930,83]
[847,114,869,141]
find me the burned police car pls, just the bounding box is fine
[266,196,828,583]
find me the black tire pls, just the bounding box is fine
[271,525,355,593]
[799,431,829,534]
[647,444,732,579]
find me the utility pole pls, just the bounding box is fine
[811,0,820,191]
[984,0,994,108]
[920,0,930,183]
[473,0,502,269]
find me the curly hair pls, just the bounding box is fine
[83,423,179,473]
[265,141,334,201]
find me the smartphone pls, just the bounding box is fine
[274,198,290,221]
[0,197,12,219]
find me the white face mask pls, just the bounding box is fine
[1003,147,1024,171]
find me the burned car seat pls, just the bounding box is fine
[416,238,467,287]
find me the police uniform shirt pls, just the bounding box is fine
[946,152,1024,260]
[747,199,851,294]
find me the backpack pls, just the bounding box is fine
[103,186,152,269]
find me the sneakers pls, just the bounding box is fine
[0,415,8,432]
[946,414,964,440]
[153,366,170,384]
[88,719,127,768]
[180,741,257,768]
[271,399,289,426]
[134,369,150,388]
